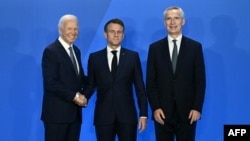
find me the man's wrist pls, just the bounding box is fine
[73,92,80,101]
[75,92,80,98]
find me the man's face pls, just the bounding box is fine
[104,23,124,49]
[164,9,185,38]
[60,19,78,45]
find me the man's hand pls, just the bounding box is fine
[138,117,147,133]
[73,92,87,106]
[154,108,165,125]
[79,94,87,106]
[188,110,200,124]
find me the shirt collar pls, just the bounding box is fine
[168,34,182,42]
[107,46,121,53]
[58,36,73,50]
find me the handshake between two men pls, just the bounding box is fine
[73,92,87,107]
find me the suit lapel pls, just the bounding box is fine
[161,38,173,73]
[100,49,113,78]
[175,36,187,75]
[56,40,78,76]
[73,46,80,72]
[72,45,84,76]
[115,48,126,77]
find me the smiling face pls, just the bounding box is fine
[164,8,185,38]
[59,19,78,45]
[104,23,124,49]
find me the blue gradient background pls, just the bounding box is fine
[0,0,250,141]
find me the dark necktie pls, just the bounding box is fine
[172,39,178,73]
[111,50,118,77]
[69,47,78,75]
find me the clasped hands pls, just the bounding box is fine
[73,92,87,107]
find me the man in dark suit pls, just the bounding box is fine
[84,18,148,141]
[41,14,87,141]
[146,6,206,141]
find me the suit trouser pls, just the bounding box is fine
[44,121,81,141]
[95,121,137,141]
[154,106,197,141]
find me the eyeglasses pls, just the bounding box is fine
[107,30,123,35]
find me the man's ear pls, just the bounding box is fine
[104,32,107,38]
[59,28,62,35]
[182,18,185,25]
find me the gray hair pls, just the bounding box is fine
[163,6,185,19]
[58,14,78,29]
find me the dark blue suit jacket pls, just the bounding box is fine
[146,36,206,122]
[85,48,148,125]
[41,39,86,123]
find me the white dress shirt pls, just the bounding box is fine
[168,35,182,60]
[107,46,121,71]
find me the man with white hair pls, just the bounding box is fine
[41,14,87,141]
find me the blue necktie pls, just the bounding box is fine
[69,47,78,75]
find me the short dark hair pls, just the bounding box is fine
[104,18,125,32]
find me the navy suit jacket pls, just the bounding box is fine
[85,48,148,125]
[41,39,87,123]
[146,36,206,122]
